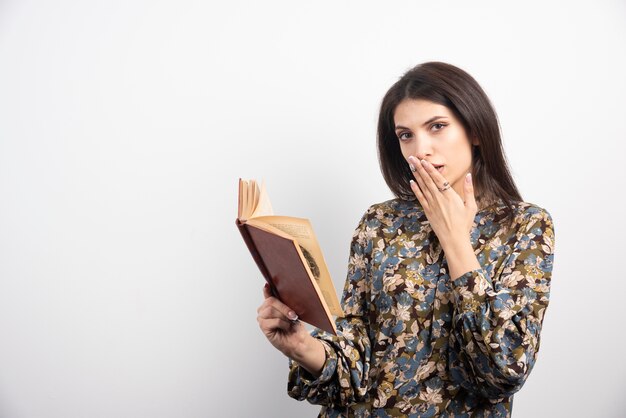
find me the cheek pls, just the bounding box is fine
[449,150,470,169]
[448,137,473,165]
[456,147,473,170]
[398,144,411,161]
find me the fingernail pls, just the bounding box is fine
[466,173,472,183]
[421,159,428,166]
[288,311,298,321]
[409,163,416,172]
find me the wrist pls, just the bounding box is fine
[439,233,471,254]
[441,238,481,280]
[289,334,326,377]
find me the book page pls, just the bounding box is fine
[238,179,254,221]
[239,179,273,221]
[250,180,274,219]
[238,179,244,219]
[253,215,344,317]
[252,181,258,214]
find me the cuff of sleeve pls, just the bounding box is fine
[290,339,337,387]
[451,268,494,314]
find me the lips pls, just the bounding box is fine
[433,164,444,173]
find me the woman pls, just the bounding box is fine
[257,62,554,417]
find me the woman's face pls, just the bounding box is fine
[394,98,477,198]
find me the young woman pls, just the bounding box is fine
[257,62,554,417]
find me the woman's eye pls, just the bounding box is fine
[398,132,412,141]
[431,123,446,131]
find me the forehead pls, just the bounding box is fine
[393,99,453,126]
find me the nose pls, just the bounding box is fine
[412,136,433,160]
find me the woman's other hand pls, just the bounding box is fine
[257,283,326,376]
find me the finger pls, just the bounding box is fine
[463,173,477,211]
[420,159,451,193]
[408,156,433,200]
[418,159,448,196]
[261,294,299,321]
[263,283,272,299]
[257,304,293,322]
[257,299,282,317]
[258,316,293,333]
[414,157,440,198]
[409,179,428,209]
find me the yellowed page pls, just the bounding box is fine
[253,215,344,317]
[239,179,249,220]
[238,179,244,219]
[245,217,294,240]
[250,180,274,219]
[252,180,259,213]
[245,180,255,220]
[239,179,255,221]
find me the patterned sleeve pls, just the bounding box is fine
[287,211,374,408]
[449,206,554,399]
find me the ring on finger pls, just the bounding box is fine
[438,181,451,192]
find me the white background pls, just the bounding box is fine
[1,1,625,417]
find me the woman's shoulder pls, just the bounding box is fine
[487,200,553,230]
[348,198,422,236]
[361,197,419,219]
[510,201,552,223]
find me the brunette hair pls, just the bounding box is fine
[377,61,522,214]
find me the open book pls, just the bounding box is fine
[236,178,344,335]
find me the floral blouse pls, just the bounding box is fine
[287,198,554,417]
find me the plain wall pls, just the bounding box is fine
[1,0,625,417]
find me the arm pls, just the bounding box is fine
[448,208,554,398]
[409,159,554,398]
[287,212,374,407]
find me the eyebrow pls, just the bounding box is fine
[395,116,448,130]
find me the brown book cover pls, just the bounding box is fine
[236,178,344,335]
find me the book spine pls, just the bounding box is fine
[235,219,279,297]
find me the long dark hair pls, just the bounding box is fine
[377,62,522,215]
